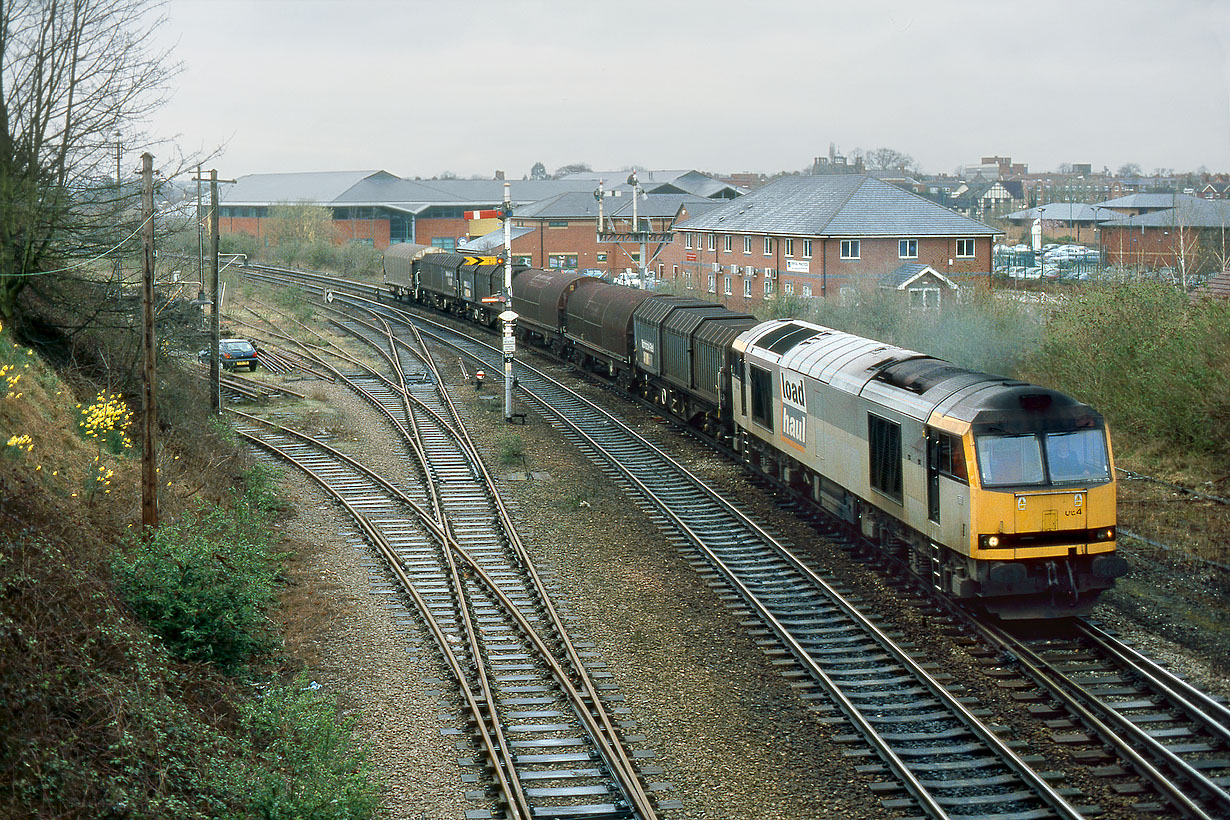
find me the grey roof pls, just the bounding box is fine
[1099,197,1230,229]
[880,263,957,290]
[222,171,600,209]
[559,169,737,199]
[221,170,396,205]
[1004,203,1121,223]
[457,226,534,252]
[676,175,998,237]
[1095,193,1199,210]
[514,191,711,220]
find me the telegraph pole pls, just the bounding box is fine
[193,169,235,413]
[209,170,222,413]
[139,152,159,529]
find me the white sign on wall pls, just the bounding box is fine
[786,259,810,273]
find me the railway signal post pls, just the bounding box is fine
[500,183,516,422]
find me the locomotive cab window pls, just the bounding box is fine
[749,364,773,431]
[1044,429,1110,484]
[868,414,902,502]
[929,432,967,482]
[975,434,1045,487]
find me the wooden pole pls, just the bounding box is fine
[140,152,159,529]
[210,170,221,413]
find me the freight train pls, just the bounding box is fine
[383,243,1127,618]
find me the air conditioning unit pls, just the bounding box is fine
[730,264,740,276]
[712,262,721,273]
[749,267,758,278]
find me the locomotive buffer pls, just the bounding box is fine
[466,184,519,422]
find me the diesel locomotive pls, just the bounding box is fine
[383,244,1127,618]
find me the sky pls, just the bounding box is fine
[144,0,1230,181]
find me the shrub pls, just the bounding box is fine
[111,466,283,673]
[231,678,382,820]
[1023,281,1230,455]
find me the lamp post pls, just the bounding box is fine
[500,183,516,422]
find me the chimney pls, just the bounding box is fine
[494,170,505,180]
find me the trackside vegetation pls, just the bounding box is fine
[1022,280,1230,458]
[0,314,384,818]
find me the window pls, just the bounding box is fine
[840,239,860,259]
[763,237,773,255]
[899,239,918,259]
[683,270,691,288]
[596,252,608,262]
[708,234,716,251]
[956,238,975,258]
[685,234,693,249]
[723,275,732,295]
[744,236,752,254]
[743,278,752,297]
[707,273,715,293]
[514,255,531,265]
[749,365,773,430]
[431,237,456,251]
[929,432,968,483]
[802,239,813,257]
[784,238,794,257]
[1044,430,1110,484]
[908,288,941,310]
[868,415,903,502]
[548,254,578,269]
[784,282,794,295]
[840,286,857,305]
[724,234,732,252]
[975,434,1045,487]
[764,278,773,295]
[801,284,812,297]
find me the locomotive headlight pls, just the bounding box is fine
[1093,527,1115,541]
[981,535,1001,548]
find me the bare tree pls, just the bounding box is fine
[529,161,548,180]
[553,162,591,178]
[865,147,914,172]
[0,0,180,321]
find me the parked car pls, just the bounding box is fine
[199,338,259,371]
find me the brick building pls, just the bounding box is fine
[1099,196,1230,273]
[473,191,714,279]
[657,175,999,312]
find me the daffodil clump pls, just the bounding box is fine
[0,320,31,399]
[77,392,134,455]
[6,433,33,453]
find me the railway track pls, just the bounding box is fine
[230,308,661,820]
[241,264,1230,818]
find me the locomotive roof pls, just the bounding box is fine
[738,319,1094,425]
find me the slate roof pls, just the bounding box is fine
[222,170,396,204]
[1099,197,1230,229]
[457,226,534,253]
[558,169,737,198]
[881,263,957,290]
[1004,203,1121,223]
[675,175,998,237]
[514,191,710,220]
[1095,193,1198,211]
[221,171,600,210]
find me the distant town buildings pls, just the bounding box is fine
[216,152,1230,296]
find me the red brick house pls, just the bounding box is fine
[657,174,999,312]
[1099,196,1230,273]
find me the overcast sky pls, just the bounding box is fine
[146,0,1230,180]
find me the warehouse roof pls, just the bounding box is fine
[676,175,998,237]
[1095,193,1197,211]
[1099,197,1230,229]
[1004,203,1121,223]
